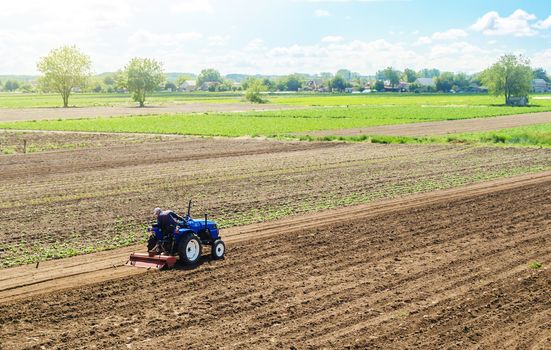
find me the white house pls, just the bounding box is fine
[531,79,551,93]
[180,80,197,91]
[415,77,435,87]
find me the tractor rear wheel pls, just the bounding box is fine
[178,234,202,264]
[147,234,157,251]
[211,239,225,260]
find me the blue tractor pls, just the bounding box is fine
[128,200,225,269]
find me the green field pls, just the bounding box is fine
[299,123,551,148]
[1,91,551,108]
[1,103,551,136]
[1,93,551,147]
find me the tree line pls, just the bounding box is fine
[3,45,548,107]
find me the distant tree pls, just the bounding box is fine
[481,54,533,105]
[240,76,255,90]
[385,67,401,87]
[418,68,440,78]
[87,77,105,93]
[245,79,267,103]
[336,69,352,81]
[4,80,20,92]
[165,82,177,91]
[37,45,91,107]
[259,78,273,92]
[19,83,35,93]
[403,68,417,83]
[374,80,385,92]
[453,72,470,91]
[197,68,222,87]
[435,72,454,92]
[533,68,550,82]
[285,74,303,91]
[330,75,348,92]
[117,58,165,107]
[103,75,115,86]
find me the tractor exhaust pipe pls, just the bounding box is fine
[187,199,192,218]
[204,213,208,227]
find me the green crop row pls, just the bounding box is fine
[1,104,551,138]
[296,123,551,148]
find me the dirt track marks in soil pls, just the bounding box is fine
[1,134,550,267]
[0,172,549,349]
[300,111,551,137]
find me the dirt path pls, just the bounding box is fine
[0,103,302,122]
[1,170,549,304]
[0,171,549,349]
[301,111,551,137]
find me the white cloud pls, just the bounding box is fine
[321,35,344,43]
[207,35,230,47]
[414,36,432,45]
[534,15,551,29]
[128,30,202,47]
[431,28,468,41]
[170,0,213,14]
[314,9,331,17]
[471,9,538,37]
[532,49,551,71]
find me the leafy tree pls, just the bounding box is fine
[435,72,454,92]
[453,72,470,91]
[374,80,385,92]
[481,54,533,105]
[4,80,20,92]
[533,68,550,82]
[19,83,35,93]
[377,67,400,87]
[418,68,440,78]
[262,78,276,92]
[196,69,222,87]
[245,79,267,103]
[403,68,417,83]
[330,75,348,92]
[165,82,177,91]
[117,58,164,107]
[285,74,303,91]
[103,75,115,86]
[37,45,91,107]
[336,69,352,81]
[385,67,401,87]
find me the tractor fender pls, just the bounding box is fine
[174,228,195,245]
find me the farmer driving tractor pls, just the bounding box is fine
[153,207,184,238]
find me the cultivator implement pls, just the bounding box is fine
[127,200,226,270]
[127,252,178,270]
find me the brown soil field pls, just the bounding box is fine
[1,132,550,267]
[0,173,549,349]
[301,111,551,137]
[0,103,301,122]
[0,130,172,154]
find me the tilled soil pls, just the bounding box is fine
[0,130,172,154]
[0,174,549,349]
[301,111,551,137]
[1,133,550,267]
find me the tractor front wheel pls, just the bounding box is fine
[211,239,225,260]
[178,234,202,264]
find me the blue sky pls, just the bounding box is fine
[1,0,550,75]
